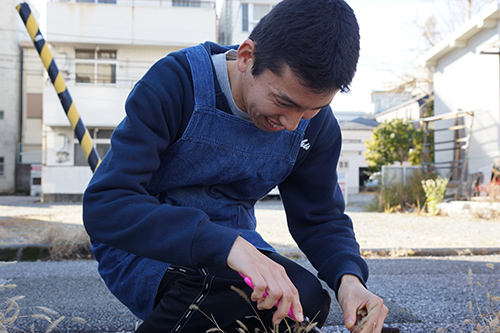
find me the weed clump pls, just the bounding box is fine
[438,264,500,333]
[190,286,319,333]
[371,170,434,213]
[422,176,449,215]
[31,225,91,260]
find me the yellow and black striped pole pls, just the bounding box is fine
[17,2,101,172]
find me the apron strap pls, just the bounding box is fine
[185,44,216,108]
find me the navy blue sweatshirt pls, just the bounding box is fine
[83,42,368,295]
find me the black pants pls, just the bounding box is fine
[135,252,331,332]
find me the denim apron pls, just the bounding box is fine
[92,44,310,320]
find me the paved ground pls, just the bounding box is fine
[2,256,499,333]
[1,194,500,332]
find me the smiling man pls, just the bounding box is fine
[83,0,388,332]
[228,39,338,133]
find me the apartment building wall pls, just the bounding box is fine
[46,1,216,46]
[339,125,375,194]
[20,44,44,165]
[35,0,216,201]
[417,3,500,179]
[0,0,31,193]
[432,27,500,176]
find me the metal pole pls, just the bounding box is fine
[16,2,101,173]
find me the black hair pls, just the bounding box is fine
[248,0,360,94]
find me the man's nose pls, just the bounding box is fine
[280,112,303,131]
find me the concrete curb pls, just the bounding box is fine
[1,244,499,262]
[0,243,93,261]
[279,246,500,260]
[0,244,52,261]
[360,247,500,257]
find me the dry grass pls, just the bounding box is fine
[0,262,86,333]
[0,217,91,261]
[0,219,51,246]
[0,218,91,260]
[30,225,91,261]
[438,264,500,333]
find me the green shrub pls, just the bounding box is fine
[421,176,449,215]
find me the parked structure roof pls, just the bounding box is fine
[340,117,379,130]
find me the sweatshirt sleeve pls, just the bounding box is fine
[278,108,369,295]
[82,53,240,268]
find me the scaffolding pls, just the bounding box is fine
[419,110,474,199]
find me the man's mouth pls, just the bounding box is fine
[267,117,283,129]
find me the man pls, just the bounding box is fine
[83,0,389,331]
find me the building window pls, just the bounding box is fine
[173,0,201,7]
[75,49,117,85]
[0,157,4,176]
[0,111,4,120]
[241,3,273,32]
[76,0,117,4]
[74,128,113,166]
[339,161,349,169]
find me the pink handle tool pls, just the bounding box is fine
[239,273,295,320]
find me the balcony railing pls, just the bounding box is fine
[49,0,216,9]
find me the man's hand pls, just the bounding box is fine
[338,274,388,333]
[226,236,304,324]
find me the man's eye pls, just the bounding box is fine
[276,100,289,107]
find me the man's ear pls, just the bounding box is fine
[236,39,256,73]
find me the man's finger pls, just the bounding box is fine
[353,302,389,333]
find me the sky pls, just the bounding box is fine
[331,0,435,112]
[28,0,437,113]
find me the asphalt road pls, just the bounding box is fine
[1,195,499,332]
[1,255,499,333]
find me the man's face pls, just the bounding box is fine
[241,66,337,132]
[232,40,338,133]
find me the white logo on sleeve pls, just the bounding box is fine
[301,139,311,150]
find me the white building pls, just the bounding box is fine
[417,1,500,178]
[18,0,379,201]
[23,0,216,202]
[374,93,431,123]
[371,66,433,123]
[0,0,38,194]
[337,113,378,194]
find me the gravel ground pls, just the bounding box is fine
[2,193,499,251]
[256,195,500,252]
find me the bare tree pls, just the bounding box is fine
[418,0,495,50]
